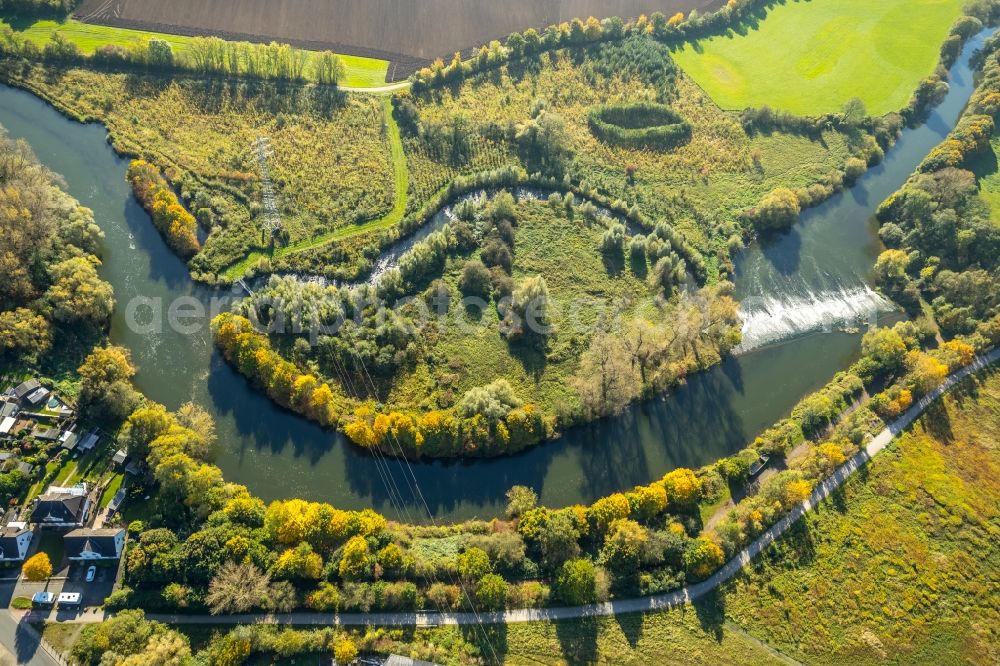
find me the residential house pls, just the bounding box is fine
[64,528,126,561]
[0,401,17,419]
[23,387,49,407]
[32,427,61,442]
[78,432,99,453]
[12,379,40,403]
[31,484,90,528]
[0,523,32,562]
[112,450,127,466]
[60,431,78,451]
[0,417,14,438]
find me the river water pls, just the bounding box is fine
[0,32,984,521]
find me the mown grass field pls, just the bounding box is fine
[673,0,966,116]
[0,14,389,87]
[426,366,1000,664]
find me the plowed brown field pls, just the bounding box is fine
[75,0,723,79]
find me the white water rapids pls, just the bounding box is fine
[735,284,895,353]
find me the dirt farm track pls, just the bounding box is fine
[75,0,724,80]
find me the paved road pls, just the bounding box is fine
[0,612,60,666]
[32,349,1000,629]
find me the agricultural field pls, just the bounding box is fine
[0,14,390,87]
[673,0,967,116]
[75,0,725,64]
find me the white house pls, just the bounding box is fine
[0,523,32,562]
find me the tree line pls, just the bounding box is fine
[0,29,346,85]
[409,0,783,94]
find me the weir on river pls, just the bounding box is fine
[0,30,986,522]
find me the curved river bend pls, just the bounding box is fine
[0,32,985,521]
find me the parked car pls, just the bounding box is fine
[85,565,96,582]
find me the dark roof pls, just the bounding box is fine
[0,402,16,419]
[64,528,124,559]
[12,380,40,400]
[31,492,86,525]
[0,526,30,560]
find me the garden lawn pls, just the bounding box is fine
[673,0,967,116]
[0,15,389,88]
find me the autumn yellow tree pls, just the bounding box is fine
[22,552,52,581]
[334,638,358,664]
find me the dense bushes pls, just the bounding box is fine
[919,114,994,172]
[587,102,691,149]
[126,160,201,258]
[874,50,1000,338]
[211,312,341,426]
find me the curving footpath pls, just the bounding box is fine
[339,81,412,94]
[39,348,1000,628]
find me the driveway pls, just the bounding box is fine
[12,563,115,615]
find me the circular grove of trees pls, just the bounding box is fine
[587,102,692,149]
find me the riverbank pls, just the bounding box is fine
[29,346,1000,628]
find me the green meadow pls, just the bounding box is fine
[673,0,966,116]
[0,15,389,88]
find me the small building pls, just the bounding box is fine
[123,462,142,477]
[0,416,14,437]
[107,489,126,513]
[56,592,81,609]
[78,432,99,452]
[23,387,50,407]
[32,427,61,442]
[15,462,32,477]
[31,591,54,609]
[0,401,17,419]
[12,379,40,403]
[64,528,126,561]
[111,449,127,466]
[31,484,90,528]
[60,431,78,451]
[0,523,32,562]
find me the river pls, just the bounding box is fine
[0,31,984,522]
